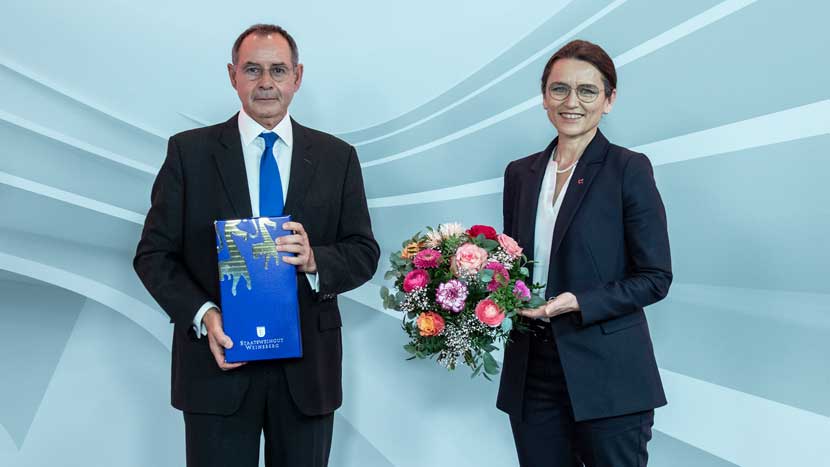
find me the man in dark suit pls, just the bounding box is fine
[133,24,379,467]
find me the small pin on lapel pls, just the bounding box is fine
[577,178,584,185]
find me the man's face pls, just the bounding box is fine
[228,33,303,128]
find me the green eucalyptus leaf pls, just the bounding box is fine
[480,239,499,250]
[483,353,500,375]
[483,351,498,366]
[479,269,495,283]
[528,296,547,308]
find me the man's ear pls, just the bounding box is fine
[292,63,304,90]
[227,63,237,89]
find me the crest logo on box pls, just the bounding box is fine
[256,326,266,338]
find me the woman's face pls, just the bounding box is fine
[543,58,616,140]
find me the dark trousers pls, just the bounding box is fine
[510,321,654,467]
[183,362,333,467]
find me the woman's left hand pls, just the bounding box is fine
[518,292,580,319]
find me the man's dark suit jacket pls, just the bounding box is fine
[134,114,379,417]
[497,129,672,422]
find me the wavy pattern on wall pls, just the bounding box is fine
[0,0,827,465]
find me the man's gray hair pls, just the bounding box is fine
[231,24,299,66]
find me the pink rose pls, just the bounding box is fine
[454,243,489,273]
[403,269,430,292]
[475,298,506,327]
[497,234,523,258]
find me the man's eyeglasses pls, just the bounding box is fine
[547,83,603,103]
[240,64,294,82]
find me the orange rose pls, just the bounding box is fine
[401,241,424,259]
[416,312,446,336]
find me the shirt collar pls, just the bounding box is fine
[237,108,294,148]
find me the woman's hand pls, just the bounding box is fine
[518,292,580,319]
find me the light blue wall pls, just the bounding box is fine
[1,1,828,466]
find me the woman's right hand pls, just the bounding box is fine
[518,293,579,319]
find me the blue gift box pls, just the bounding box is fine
[214,215,302,362]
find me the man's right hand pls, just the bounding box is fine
[203,308,246,371]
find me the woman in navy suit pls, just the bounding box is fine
[497,40,672,466]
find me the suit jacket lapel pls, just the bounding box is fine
[283,119,317,217]
[212,113,253,219]
[548,129,610,261]
[517,138,557,279]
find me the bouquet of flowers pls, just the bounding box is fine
[380,223,546,379]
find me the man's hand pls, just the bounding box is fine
[277,221,317,273]
[203,308,246,371]
[518,292,580,319]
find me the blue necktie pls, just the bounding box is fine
[258,132,284,217]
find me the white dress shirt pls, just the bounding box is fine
[193,109,319,337]
[532,148,577,320]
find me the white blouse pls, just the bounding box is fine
[532,148,578,319]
